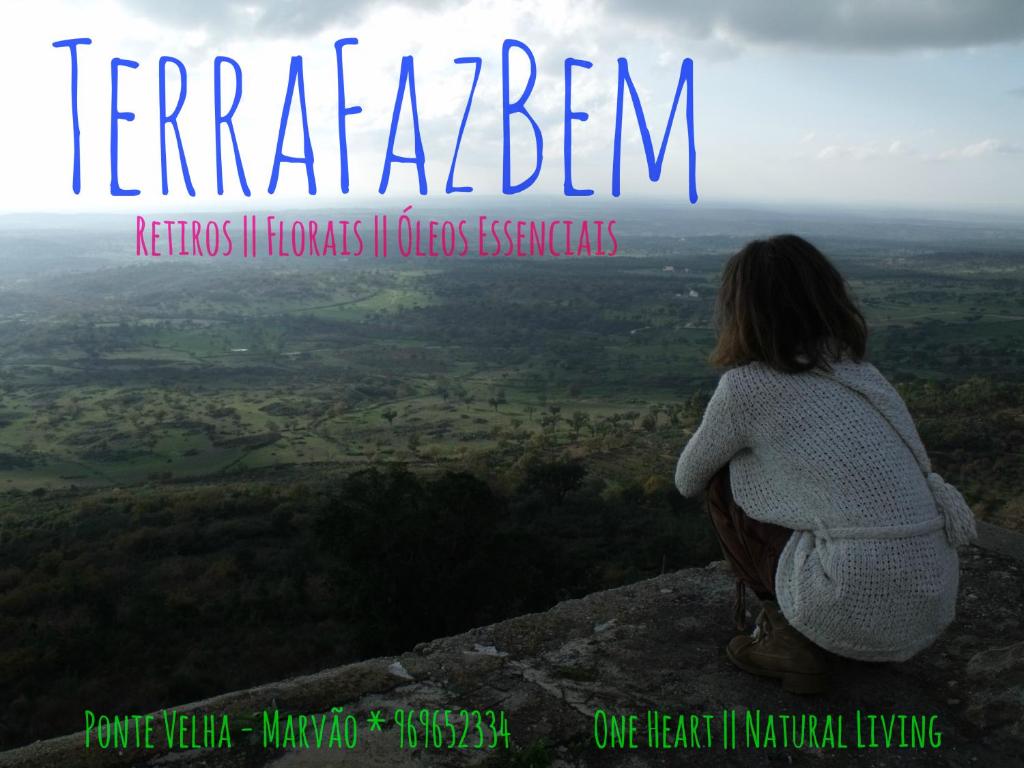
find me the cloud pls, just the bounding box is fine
[814,139,915,161]
[120,0,449,37]
[813,137,1024,162]
[118,0,1024,52]
[817,144,878,161]
[1009,86,1024,97]
[886,139,913,157]
[939,138,1024,159]
[612,0,1024,53]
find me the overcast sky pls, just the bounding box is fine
[1,0,1023,213]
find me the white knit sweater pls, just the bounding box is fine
[674,359,976,662]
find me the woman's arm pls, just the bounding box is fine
[674,372,747,497]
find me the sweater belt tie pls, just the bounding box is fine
[820,516,944,541]
[818,473,977,547]
[925,471,978,547]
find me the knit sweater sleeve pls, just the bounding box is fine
[674,372,748,498]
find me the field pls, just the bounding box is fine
[1,213,1022,499]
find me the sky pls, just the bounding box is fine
[1,0,1023,213]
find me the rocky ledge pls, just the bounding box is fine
[2,521,1023,768]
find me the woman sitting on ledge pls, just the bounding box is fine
[674,234,976,695]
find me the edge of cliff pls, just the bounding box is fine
[3,521,1023,768]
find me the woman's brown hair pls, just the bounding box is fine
[710,234,867,373]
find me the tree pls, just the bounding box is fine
[381,408,398,426]
[520,458,586,506]
[316,466,556,654]
[568,411,591,441]
[488,390,507,412]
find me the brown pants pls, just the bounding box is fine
[705,466,793,627]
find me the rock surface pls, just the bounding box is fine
[3,528,1023,767]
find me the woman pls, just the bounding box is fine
[674,234,976,695]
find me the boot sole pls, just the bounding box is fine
[726,644,828,695]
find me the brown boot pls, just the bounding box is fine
[726,601,828,694]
